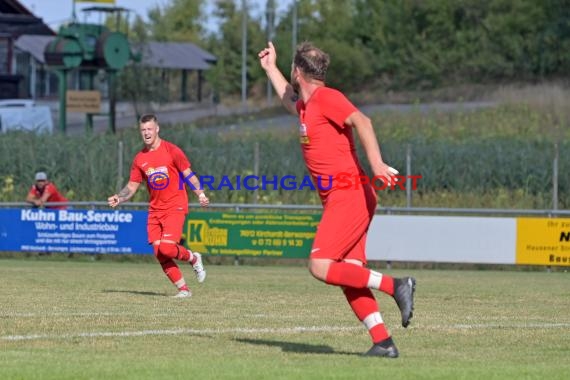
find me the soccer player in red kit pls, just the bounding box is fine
[107,114,209,298]
[259,42,416,357]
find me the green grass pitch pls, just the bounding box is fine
[0,259,568,379]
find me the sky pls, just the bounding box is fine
[18,0,292,34]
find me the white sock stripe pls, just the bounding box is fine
[362,312,384,330]
[367,271,383,289]
[174,279,186,288]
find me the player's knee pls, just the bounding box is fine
[157,242,179,259]
[308,259,328,281]
[152,243,160,257]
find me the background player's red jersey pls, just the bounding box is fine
[129,140,191,213]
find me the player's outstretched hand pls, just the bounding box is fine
[376,165,400,188]
[198,193,209,208]
[108,194,120,208]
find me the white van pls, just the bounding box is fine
[0,99,53,134]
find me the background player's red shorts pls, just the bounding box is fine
[310,185,377,264]
[147,211,186,243]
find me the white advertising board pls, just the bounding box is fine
[366,215,517,264]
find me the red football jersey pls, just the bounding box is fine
[27,182,68,209]
[296,87,365,201]
[129,140,191,213]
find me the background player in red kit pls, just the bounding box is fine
[258,42,416,357]
[108,114,209,298]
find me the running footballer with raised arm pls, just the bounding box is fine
[259,41,416,357]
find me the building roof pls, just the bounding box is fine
[137,41,217,70]
[14,34,53,62]
[0,0,54,36]
[14,34,217,70]
[0,0,33,15]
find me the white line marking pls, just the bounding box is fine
[0,312,143,318]
[1,326,360,342]
[0,312,292,319]
[2,322,569,342]
[424,323,570,330]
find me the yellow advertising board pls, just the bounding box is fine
[185,212,320,258]
[516,218,570,266]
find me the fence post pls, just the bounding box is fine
[116,140,124,192]
[553,142,558,211]
[406,144,412,208]
[254,142,259,204]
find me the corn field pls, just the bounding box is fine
[1,103,568,209]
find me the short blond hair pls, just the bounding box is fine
[139,114,158,124]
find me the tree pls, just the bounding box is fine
[147,0,207,42]
[116,0,570,100]
[204,1,265,97]
[109,14,168,118]
[270,0,374,91]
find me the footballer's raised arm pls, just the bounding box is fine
[258,42,298,116]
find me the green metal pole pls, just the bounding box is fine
[57,69,67,134]
[108,70,116,134]
[86,71,94,133]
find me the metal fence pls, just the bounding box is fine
[2,201,569,218]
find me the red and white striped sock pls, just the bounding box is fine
[325,262,395,295]
[160,259,187,290]
[188,250,197,265]
[175,246,197,264]
[343,287,390,343]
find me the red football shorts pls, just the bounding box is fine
[147,211,186,244]
[310,185,377,264]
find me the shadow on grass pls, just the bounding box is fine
[234,338,360,356]
[102,289,168,297]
